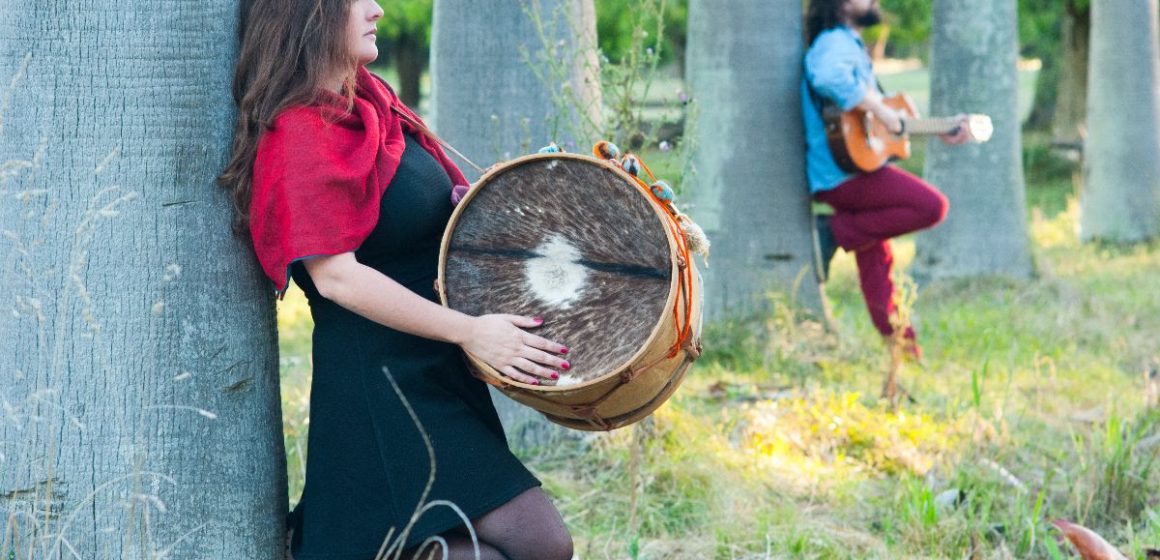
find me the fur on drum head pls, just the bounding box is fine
[437,153,703,431]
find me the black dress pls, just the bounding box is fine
[287,133,539,559]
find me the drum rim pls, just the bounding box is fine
[436,152,682,392]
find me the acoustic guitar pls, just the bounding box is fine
[823,93,993,173]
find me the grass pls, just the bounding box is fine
[275,67,1160,558]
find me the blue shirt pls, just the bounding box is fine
[800,25,877,193]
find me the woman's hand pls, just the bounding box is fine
[303,253,571,385]
[459,315,570,385]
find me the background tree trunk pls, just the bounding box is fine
[1024,48,1058,132]
[431,0,601,165]
[684,0,823,321]
[1052,1,1090,146]
[430,0,601,450]
[1080,0,1160,242]
[915,0,1033,280]
[0,2,285,558]
[393,33,427,108]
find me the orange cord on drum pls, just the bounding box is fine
[594,144,697,359]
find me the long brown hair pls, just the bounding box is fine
[218,0,359,233]
[806,0,847,46]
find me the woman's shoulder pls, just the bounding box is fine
[266,105,330,137]
[254,106,329,177]
[257,105,344,156]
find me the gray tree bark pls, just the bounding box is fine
[1053,1,1090,146]
[1080,0,1160,242]
[915,0,1033,280]
[684,0,823,321]
[0,2,285,558]
[430,0,601,165]
[430,0,601,449]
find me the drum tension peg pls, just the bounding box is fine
[619,367,641,384]
[683,337,704,360]
[569,404,598,418]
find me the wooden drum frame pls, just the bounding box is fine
[436,152,703,431]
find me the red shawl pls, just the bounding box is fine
[250,66,469,296]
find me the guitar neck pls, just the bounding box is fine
[904,117,961,136]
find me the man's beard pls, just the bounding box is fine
[853,7,883,28]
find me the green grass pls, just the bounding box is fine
[276,69,1160,558]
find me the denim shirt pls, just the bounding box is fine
[800,25,877,193]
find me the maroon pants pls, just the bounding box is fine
[814,166,949,336]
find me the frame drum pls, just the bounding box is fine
[437,153,703,431]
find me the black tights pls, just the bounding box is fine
[404,488,572,560]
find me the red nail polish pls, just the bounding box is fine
[551,372,559,380]
[531,379,540,385]
[560,347,569,354]
[533,316,544,324]
[561,362,571,370]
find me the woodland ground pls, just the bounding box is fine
[276,66,1160,559]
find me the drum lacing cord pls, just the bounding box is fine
[601,147,698,360]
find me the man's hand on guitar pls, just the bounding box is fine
[878,106,905,136]
[940,114,972,145]
[857,86,906,136]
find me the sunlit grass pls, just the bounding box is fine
[277,287,313,509]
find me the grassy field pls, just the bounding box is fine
[276,69,1160,559]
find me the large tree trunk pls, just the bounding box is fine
[393,33,427,108]
[1052,1,1090,145]
[1024,47,1058,132]
[684,0,823,321]
[0,2,285,558]
[431,0,601,165]
[1080,0,1160,242]
[430,0,601,449]
[915,0,1033,280]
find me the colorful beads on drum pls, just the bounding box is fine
[679,214,711,264]
[593,140,620,160]
[585,139,710,268]
[538,142,563,154]
[621,155,641,177]
[649,180,675,203]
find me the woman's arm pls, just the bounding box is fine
[304,252,568,385]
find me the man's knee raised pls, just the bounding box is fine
[926,192,950,226]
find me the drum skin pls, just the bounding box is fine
[437,153,703,431]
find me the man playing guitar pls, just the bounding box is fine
[802,0,972,360]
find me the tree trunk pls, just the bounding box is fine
[431,0,601,165]
[0,2,285,558]
[430,0,601,449]
[915,0,1033,280]
[1052,1,1090,145]
[393,33,427,108]
[1080,0,1160,242]
[1024,47,1058,131]
[684,0,824,321]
